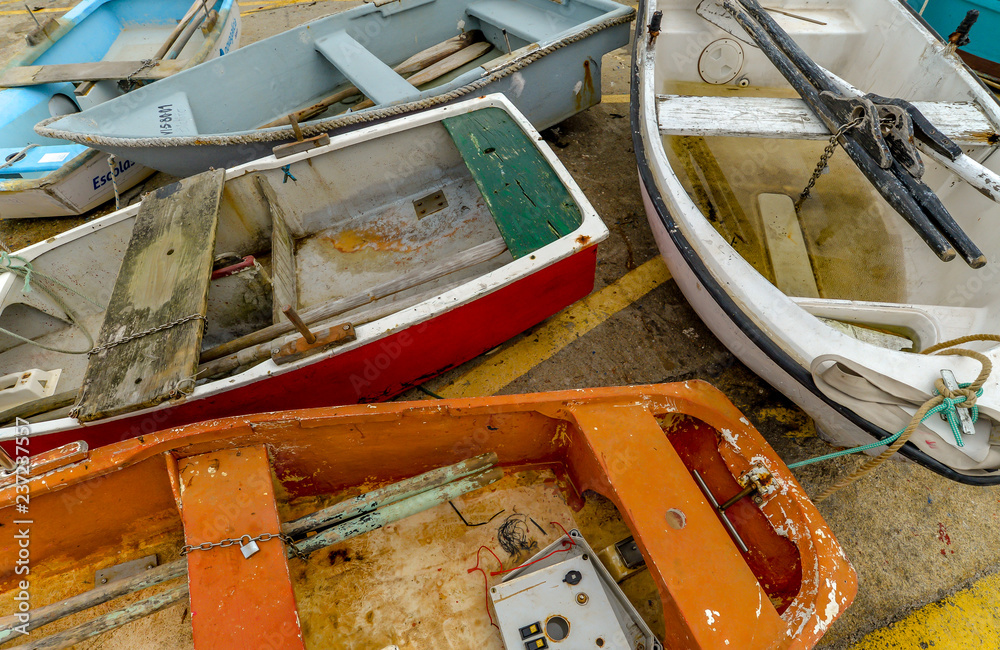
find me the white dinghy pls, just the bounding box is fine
[633,0,1000,482]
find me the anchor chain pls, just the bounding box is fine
[87,313,208,356]
[795,116,865,211]
[121,59,156,92]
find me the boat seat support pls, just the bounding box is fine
[313,30,419,106]
[254,175,298,324]
[656,94,997,147]
[566,402,787,647]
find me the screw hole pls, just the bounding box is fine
[134,377,142,384]
[166,248,174,255]
[596,639,605,647]
[483,147,496,154]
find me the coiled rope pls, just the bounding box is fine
[791,334,1000,502]
[0,252,104,354]
[34,12,635,148]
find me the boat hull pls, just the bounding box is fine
[631,0,1000,484]
[0,382,856,649]
[68,31,622,177]
[0,1,241,218]
[28,245,598,454]
[38,0,633,177]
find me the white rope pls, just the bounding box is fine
[35,12,635,148]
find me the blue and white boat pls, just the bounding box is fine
[0,0,240,218]
[36,0,634,178]
[907,0,1000,86]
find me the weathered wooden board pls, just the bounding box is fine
[74,169,225,422]
[0,59,190,87]
[254,176,298,324]
[443,108,582,259]
[178,446,305,649]
[656,94,998,146]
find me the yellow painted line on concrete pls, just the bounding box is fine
[239,0,356,12]
[0,7,66,15]
[437,256,671,399]
[603,94,630,104]
[853,573,1000,649]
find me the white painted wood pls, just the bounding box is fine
[656,94,996,146]
[758,193,819,298]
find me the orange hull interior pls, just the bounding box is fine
[0,382,856,649]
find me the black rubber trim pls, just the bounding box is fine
[628,1,1000,485]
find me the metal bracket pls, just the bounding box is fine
[817,92,892,168]
[413,190,448,219]
[692,469,749,553]
[94,555,158,586]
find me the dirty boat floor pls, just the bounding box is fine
[0,471,663,649]
[5,1,1000,649]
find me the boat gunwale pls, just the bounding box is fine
[630,0,1000,483]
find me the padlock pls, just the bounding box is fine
[240,539,260,559]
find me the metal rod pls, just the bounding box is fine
[23,3,41,28]
[292,468,504,556]
[281,305,316,344]
[692,470,749,553]
[718,483,758,512]
[281,453,499,537]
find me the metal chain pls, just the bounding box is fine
[87,313,207,356]
[795,116,865,210]
[180,532,306,559]
[121,59,156,92]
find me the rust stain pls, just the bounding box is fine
[575,234,591,246]
[575,59,596,113]
[325,222,461,254]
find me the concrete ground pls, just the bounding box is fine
[3,1,1000,647]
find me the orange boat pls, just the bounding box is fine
[0,382,855,649]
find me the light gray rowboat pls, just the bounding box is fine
[37,0,634,177]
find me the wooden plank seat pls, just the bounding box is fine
[177,445,306,648]
[466,0,578,44]
[0,59,191,88]
[656,94,998,146]
[313,30,419,106]
[442,107,582,259]
[73,169,226,422]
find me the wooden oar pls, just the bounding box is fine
[349,40,494,112]
[199,237,508,362]
[153,0,205,61]
[720,0,981,266]
[166,3,214,61]
[258,32,483,129]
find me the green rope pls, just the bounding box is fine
[0,251,103,355]
[789,382,983,469]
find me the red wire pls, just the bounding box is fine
[466,522,578,629]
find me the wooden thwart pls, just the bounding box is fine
[0,59,189,87]
[255,176,297,325]
[655,94,997,146]
[178,445,306,648]
[443,108,582,259]
[73,169,225,422]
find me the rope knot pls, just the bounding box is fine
[0,251,34,294]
